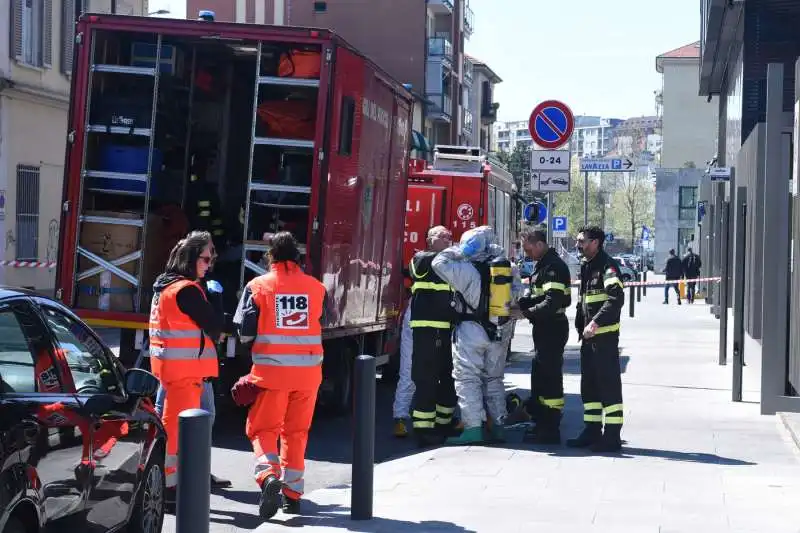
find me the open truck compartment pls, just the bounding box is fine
[57,17,414,412]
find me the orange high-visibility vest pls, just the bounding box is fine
[149,279,219,385]
[247,262,326,390]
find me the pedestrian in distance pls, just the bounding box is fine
[232,232,327,520]
[681,247,702,304]
[663,248,683,305]
[148,231,223,504]
[509,228,572,445]
[569,225,625,453]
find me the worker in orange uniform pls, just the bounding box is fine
[232,231,327,520]
[149,230,222,502]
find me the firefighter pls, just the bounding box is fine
[232,231,327,520]
[407,226,456,447]
[149,231,222,499]
[186,155,227,249]
[432,226,512,445]
[569,225,625,453]
[511,229,572,444]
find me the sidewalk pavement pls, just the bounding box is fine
[250,287,800,533]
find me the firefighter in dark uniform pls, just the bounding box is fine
[409,226,457,447]
[569,225,625,453]
[513,229,572,444]
[186,155,227,249]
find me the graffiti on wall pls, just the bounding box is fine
[5,229,14,252]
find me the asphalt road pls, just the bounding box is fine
[100,326,536,532]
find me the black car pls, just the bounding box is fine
[0,288,166,533]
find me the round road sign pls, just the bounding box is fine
[528,100,575,149]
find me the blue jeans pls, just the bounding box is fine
[155,380,216,428]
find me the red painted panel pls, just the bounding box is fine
[403,184,445,268]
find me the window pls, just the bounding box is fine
[41,308,120,395]
[0,309,37,393]
[677,228,694,257]
[487,186,496,231]
[338,97,355,156]
[11,0,53,69]
[679,186,698,221]
[16,165,40,261]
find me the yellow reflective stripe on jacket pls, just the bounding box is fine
[603,276,623,289]
[584,293,608,304]
[409,258,425,279]
[409,320,451,329]
[542,281,568,292]
[411,282,450,293]
[595,323,620,335]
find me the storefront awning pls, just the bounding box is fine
[410,130,432,154]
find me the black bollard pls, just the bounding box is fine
[351,355,376,521]
[176,409,212,533]
[643,271,647,296]
[629,285,635,318]
[636,273,641,302]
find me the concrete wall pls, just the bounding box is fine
[661,59,718,169]
[654,168,703,268]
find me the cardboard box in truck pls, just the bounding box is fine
[56,14,413,413]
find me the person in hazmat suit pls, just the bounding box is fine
[432,225,513,445]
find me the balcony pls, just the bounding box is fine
[463,57,474,86]
[481,101,499,124]
[428,37,453,65]
[427,93,452,123]
[464,4,474,38]
[427,0,454,15]
[463,108,474,134]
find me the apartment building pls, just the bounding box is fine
[186,0,496,150]
[1,0,147,292]
[494,115,623,156]
[463,55,501,152]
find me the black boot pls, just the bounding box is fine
[524,425,561,445]
[566,424,602,448]
[416,429,445,448]
[282,494,301,514]
[591,425,622,453]
[258,476,283,520]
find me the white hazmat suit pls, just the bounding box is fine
[392,305,415,420]
[432,226,509,434]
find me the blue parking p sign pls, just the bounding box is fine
[552,216,568,237]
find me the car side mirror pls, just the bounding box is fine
[124,368,160,398]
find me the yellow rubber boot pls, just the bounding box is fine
[392,418,409,438]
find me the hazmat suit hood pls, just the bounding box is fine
[458,226,506,263]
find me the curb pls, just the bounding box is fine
[778,412,800,452]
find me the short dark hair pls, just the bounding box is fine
[269,232,300,264]
[669,248,676,255]
[520,228,547,245]
[164,230,214,279]
[578,225,605,246]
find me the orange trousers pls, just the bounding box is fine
[246,388,318,499]
[161,378,204,488]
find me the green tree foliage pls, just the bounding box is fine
[607,172,655,249]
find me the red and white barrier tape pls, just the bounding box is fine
[620,276,721,287]
[0,260,57,268]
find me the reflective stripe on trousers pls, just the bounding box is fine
[583,401,624,424]
[166,453,178,488]
[254,452,281,485]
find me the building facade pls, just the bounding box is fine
[1,0,146,292]
[656,42,718,169]
[185,0,496,150]
[700,0,800,414]
[463,55,501,152]
[654,168,702,268]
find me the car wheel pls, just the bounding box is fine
[320,342,354,416]
[2,517,25,533]
[128,450,166,533]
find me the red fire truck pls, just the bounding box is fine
[56,13,413,413]
[404,146,522,267]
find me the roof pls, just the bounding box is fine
[656,41,701,73]
[465,54,502,83]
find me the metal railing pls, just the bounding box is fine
[464,4,474,35]
[463,108,474,134]
[463,57,473,84]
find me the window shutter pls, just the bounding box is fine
[10,0,23,62]
[62,0,75,74]
[43,0,53,68]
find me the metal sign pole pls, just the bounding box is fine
[546,192,554,245]
[583,171,589,226]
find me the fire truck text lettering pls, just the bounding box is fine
[362,97,390,129]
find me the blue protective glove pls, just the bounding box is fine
[206,280,223,294]
[460,235,483,258]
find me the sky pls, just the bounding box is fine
[148,0,700,121]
